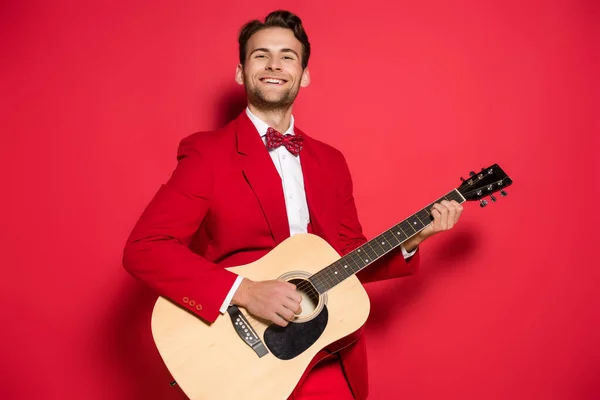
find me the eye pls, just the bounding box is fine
[255,54,266,59]
[283,56,294,60]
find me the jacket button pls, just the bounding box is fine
[183,296,189,303]
[189,300,196,306]
[196,304,203,311]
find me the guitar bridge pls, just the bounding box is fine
[227,305,269,358]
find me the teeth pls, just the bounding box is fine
[263,78,283,84]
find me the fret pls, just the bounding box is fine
[327,262,343,281]
[349,249,368,269]
[325,266,342,285]
[335,263,348,280]
[310,189,467,294]
[416,209,432,224]
[362,243,379,260]
[400,219,415,234]
[368,241,385,258]
[383,230,401,246]
[347,253,362,273]
[338,260,353,279]
[406,214,426,231]
[356,246,373,265]
[391,225,409,242]
[373,236,389,254]
[320,267,336,288]
[309,276,326,294]
[338,258,353,277]
[413,212,427,226]
[452,189,465,202]
[313,271,330,293]
[375,234,393,253]
[329,264,343,282]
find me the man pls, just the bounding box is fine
[123,10,463,400]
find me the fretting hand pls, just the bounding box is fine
[403,200,464,251]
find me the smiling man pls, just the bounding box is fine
[123,10,463,400]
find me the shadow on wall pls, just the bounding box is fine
[213,85,247,128]
[103,277,188,400]
[366,228,480,330]
[104,89,247,399]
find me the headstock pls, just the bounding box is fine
[457,164,513,207]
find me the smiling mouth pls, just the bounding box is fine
[260,78,287,85]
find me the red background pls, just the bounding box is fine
[1,1,599,399]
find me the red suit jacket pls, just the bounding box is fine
[123,111,420,399]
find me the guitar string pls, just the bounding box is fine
[290,189,465,295]
[239,176,502,322]
[238,180,499,326]
[293,189,464,294]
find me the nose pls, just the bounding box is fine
[265,57,282,71]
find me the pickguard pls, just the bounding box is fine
[263,306,329,360]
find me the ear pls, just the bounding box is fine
[235,64,244,86]
[300,67,311,88]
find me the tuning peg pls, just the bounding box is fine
[490,194,497,202]
[469,171,476,177]
[480,199,488,208]
[460,177,465,182]
[500,190,507,197]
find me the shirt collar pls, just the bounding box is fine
[245,107,295,138]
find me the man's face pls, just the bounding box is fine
[236,27,310,111]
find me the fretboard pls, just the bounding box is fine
[308,189,466,294]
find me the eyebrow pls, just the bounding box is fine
[249,48,300,58]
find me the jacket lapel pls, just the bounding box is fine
[234,112,290,245]
[297,129,339,247]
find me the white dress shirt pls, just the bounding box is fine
[218,108,416,313]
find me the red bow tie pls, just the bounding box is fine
[265,127,304,156]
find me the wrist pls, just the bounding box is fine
[232,278,254,307]
[404,233,425,252]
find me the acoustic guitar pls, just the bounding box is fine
[150,164,513,399]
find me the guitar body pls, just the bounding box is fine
[151,233,371,400]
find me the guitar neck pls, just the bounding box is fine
[308,188,466,294]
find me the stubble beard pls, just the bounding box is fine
[245,77,300,112]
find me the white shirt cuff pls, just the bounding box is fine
[401,244,417,259]
[219,275,244,314]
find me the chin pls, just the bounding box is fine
[248,88,297,109]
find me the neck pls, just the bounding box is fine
[308,189,466,294]
[247,103,293,133]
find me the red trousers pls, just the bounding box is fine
[289,356,355,400]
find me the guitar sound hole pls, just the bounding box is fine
[287,278,320,319]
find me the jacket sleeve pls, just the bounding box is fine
[122,135,238,323]
[335,152,420,284]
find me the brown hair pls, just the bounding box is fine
[238,10,311,69]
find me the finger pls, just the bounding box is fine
[283,297,302,315]
[432,202,448,215]
[433,203,448,230]
[284,281,297,291]
[430,207,442,229]
[451,200,463,223]
[277,306,296,322]
[271,313,289,327]
[444,201,456,229]
[286,290,302,303]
